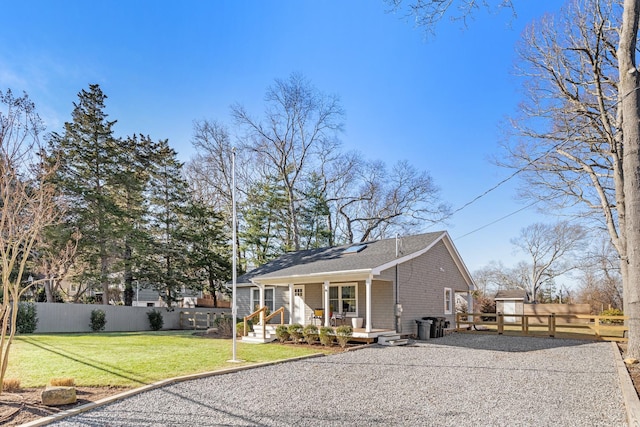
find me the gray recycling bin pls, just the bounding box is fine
[415,318,432,340]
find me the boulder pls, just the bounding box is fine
[41,386,77,406]
[624,357,639,365]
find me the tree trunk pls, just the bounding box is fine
[45,277,54,303]
[619,0,640,358]
[123,244,134,306]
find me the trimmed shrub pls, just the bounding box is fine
[147,309,164,331]
[303,324,319,344]
[16,302,38,334]
[90,309,107,332]
[288,323,303,343]
[319,326,334,347]
[276,325,290,343]
[600,308,624,324]
[335,325,353,348]
[235,321,246,337]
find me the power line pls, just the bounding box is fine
[427,96,624,237]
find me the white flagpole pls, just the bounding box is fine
[231,147,239,362]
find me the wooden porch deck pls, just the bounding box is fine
[351,328,397,343]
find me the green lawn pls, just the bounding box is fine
[6,331,328,388]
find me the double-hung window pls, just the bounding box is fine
[444,288,453,315]
[251,287,275,312]
[329,283,357,316]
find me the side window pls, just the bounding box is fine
[251,288,275,311]
[444,288,453,315]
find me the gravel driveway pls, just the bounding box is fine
[49,334,627,426]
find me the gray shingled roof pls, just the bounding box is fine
[494,290,529,300]
[237,231,445,284]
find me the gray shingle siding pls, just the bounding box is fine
[395,240,469,335]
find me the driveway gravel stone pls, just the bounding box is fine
[49,334,628,426]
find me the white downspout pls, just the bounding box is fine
[366,276,372,332]
[324,281,330,327]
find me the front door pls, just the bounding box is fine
[293,286,306,324]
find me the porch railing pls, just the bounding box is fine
[456,312,628,342]
[243,306,285,338]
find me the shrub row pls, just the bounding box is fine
[275,323,353,348]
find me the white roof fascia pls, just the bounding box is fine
[371,232,446,276]
[440,231,476,291]
[252,268,373,286]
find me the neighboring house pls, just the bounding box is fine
[494,289,531,323]
[236,231,475,339]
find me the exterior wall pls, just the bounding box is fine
[394,240,470,336]
[30,303,229,333]
[237,287,252,319]
[370,280,394,329]
[496,299,525,322]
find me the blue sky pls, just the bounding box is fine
[1,1,565,276]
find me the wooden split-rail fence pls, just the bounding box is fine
[456,312,628,342]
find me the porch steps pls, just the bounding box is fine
[241,324,278,344]
[377,333,409,346]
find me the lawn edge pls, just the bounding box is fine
[18,352,326,427]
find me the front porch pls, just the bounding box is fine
[249,276,395,334]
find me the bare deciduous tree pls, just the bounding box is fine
[575,237,623,313]
[473,222,587,302]
[510,222,587,301]
[232,73,345,251]
[0,90,59,394]
[337,159,449,243]
[390,0,640,356]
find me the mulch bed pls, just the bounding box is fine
[0,386,128,426]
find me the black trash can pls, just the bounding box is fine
[438,317,448,337]
[424,317,441,338]
[415,319,432,340]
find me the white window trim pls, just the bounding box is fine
[444,287,453,315]
[251,287,276,312]
[329,282,358,317]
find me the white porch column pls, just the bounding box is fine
[324,281,330,327]
[365,276,372,332]
[259,285,265,324]
[288,283,294,325]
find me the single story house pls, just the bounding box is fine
[236,231,475,339]
[494,289,530,323]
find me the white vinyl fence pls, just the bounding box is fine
[30,303,231,333]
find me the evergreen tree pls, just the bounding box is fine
[48,84,123,304]
[240,177,288,269]
[112,134,155,305]
[182,198,231,307]
[142,140,190,308]
[299,173,331,249]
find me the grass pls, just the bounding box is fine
[6,331,330,388]
[467,322,627,340]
